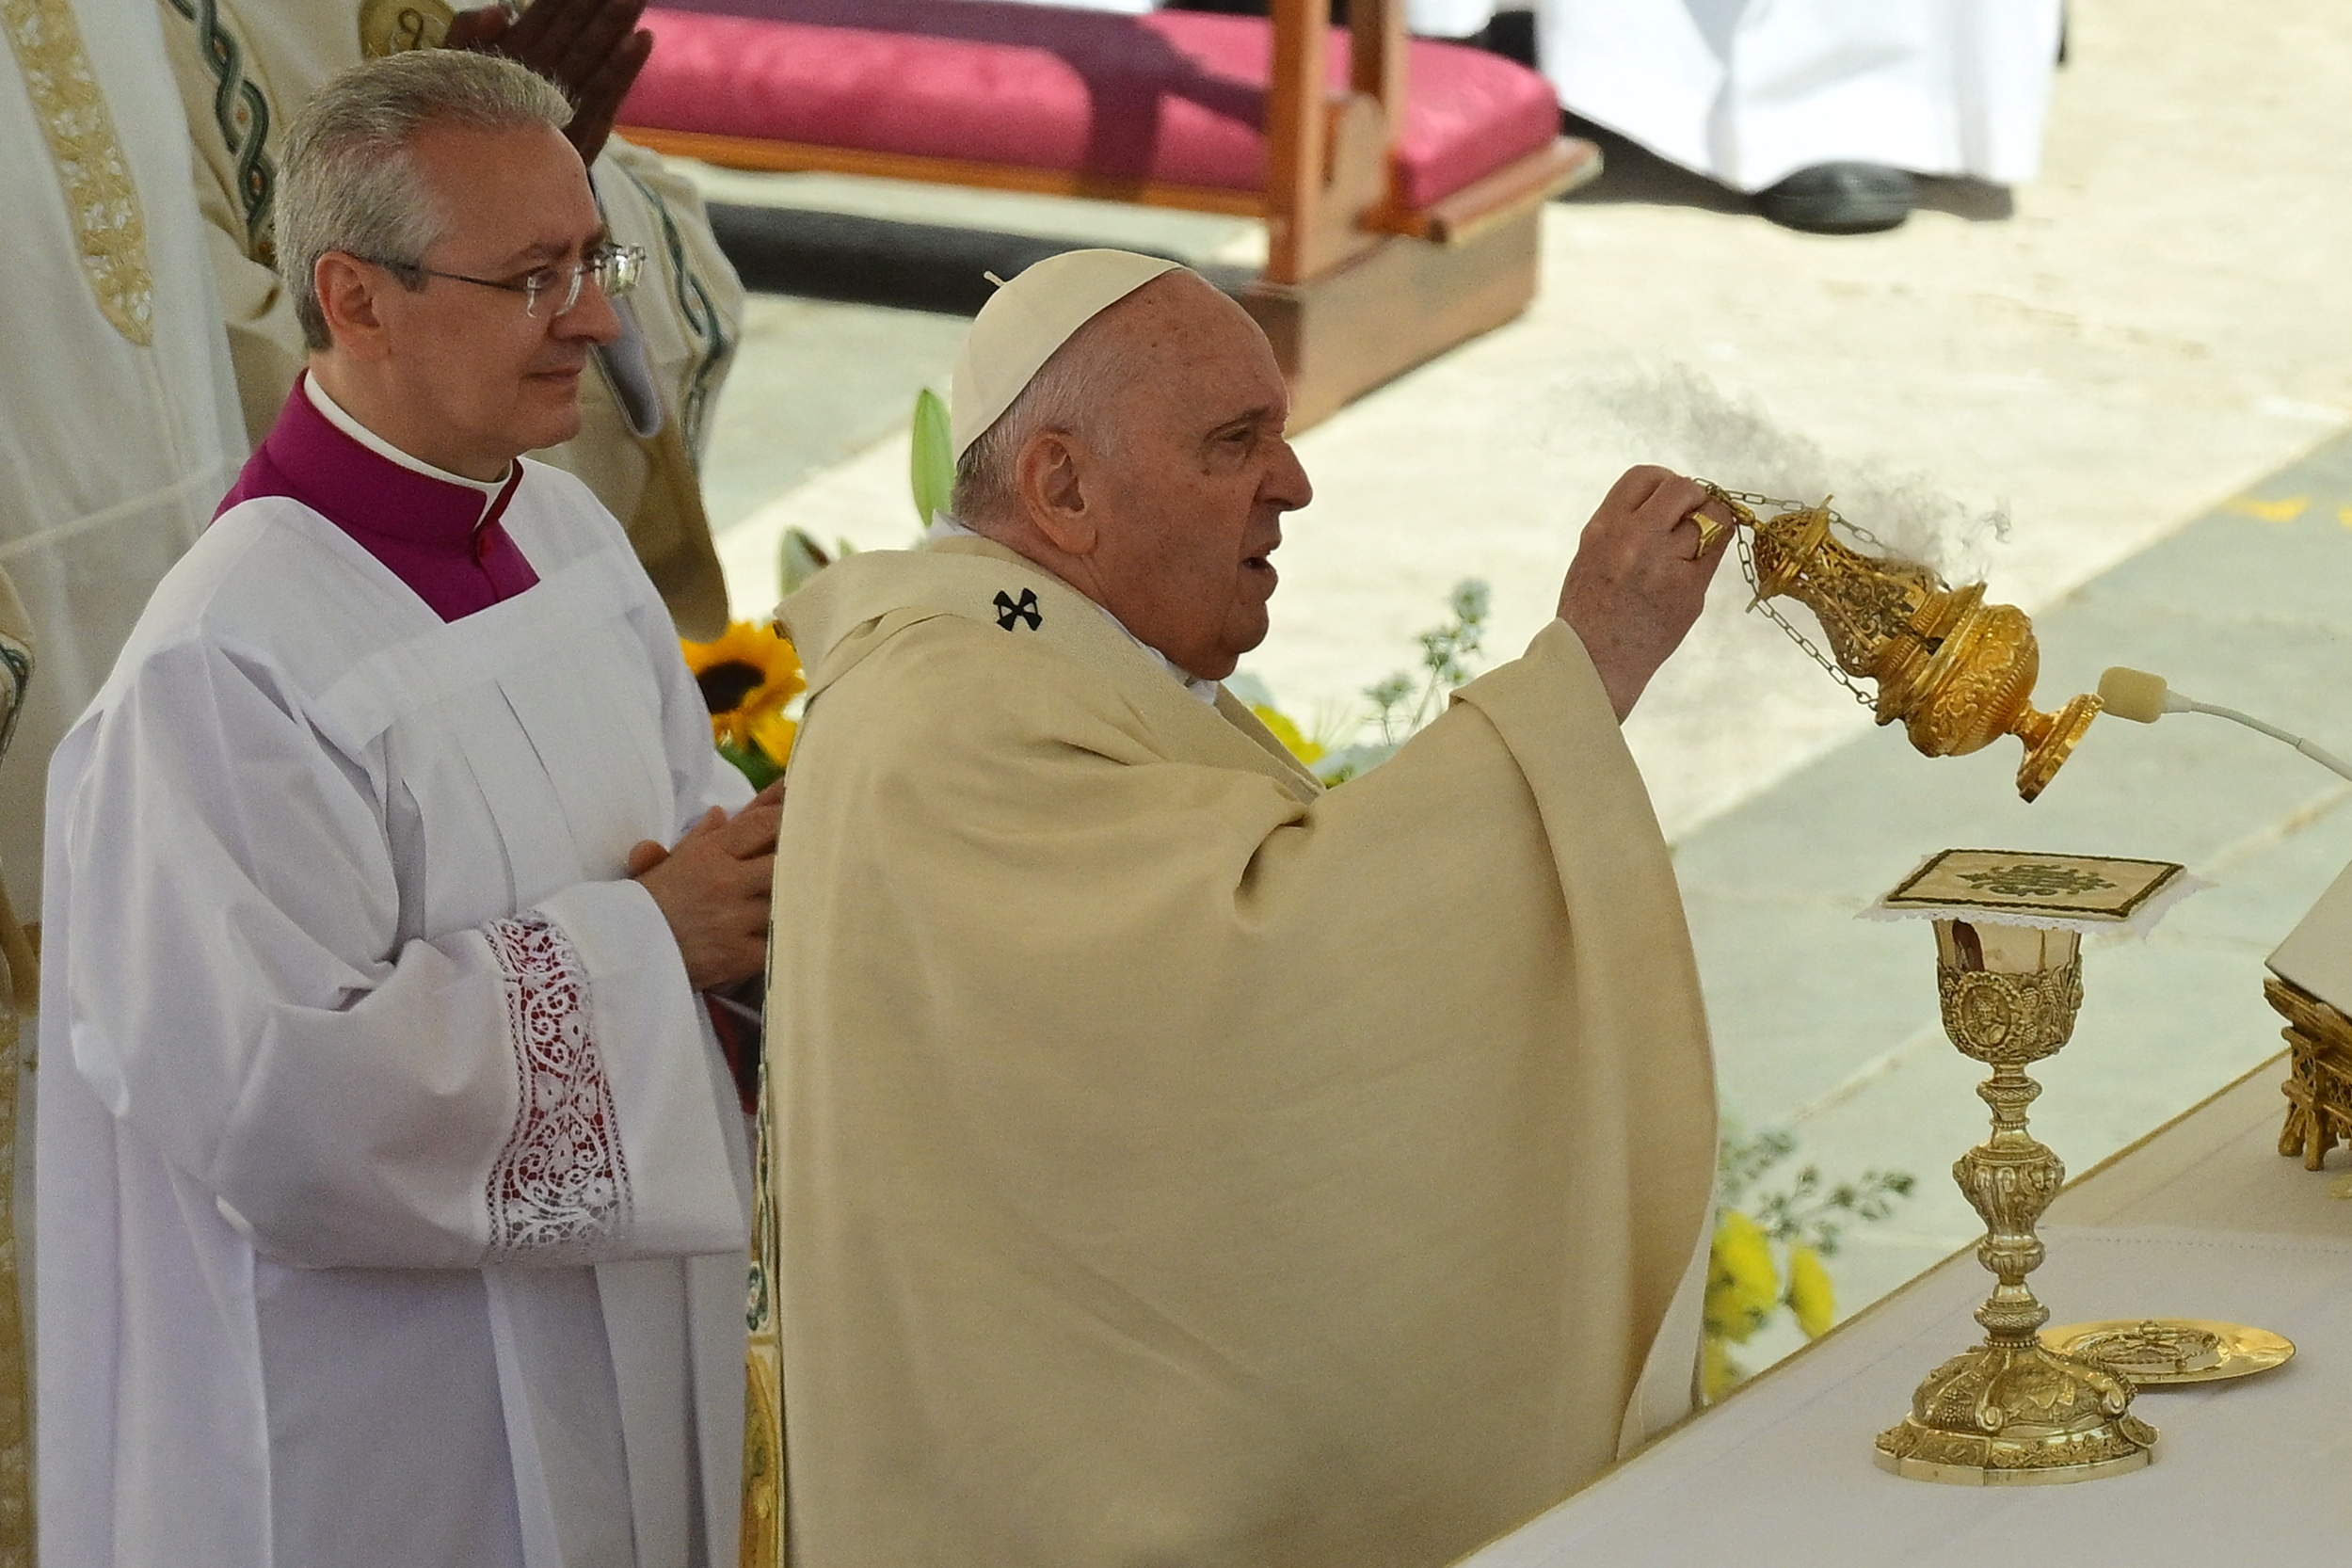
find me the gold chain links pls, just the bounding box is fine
[1699,482,1885,711]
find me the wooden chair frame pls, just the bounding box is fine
[621,0,1597,424]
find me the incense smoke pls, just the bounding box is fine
[1576,363,2009,577]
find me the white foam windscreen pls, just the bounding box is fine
[2097,666,2170,725]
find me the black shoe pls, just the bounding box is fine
[1756,163,1915,233]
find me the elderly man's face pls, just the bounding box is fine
[1080,276,1312,680]
[366,120,618,473]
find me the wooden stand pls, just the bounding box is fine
[621,0,1595,427]
[1241,205,1544,426]
[2264,973,2352,1169]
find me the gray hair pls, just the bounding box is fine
[950,308,1136,531]
[277,50,574,351]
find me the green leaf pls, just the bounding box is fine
[717,740,784,791]
[910,389,955,530]
[778,528,833,598]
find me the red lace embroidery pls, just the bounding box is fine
[483,914,632,1259]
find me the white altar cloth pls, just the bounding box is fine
[1457,1064,2352,1564]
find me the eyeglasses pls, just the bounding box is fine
[362,241,646,319]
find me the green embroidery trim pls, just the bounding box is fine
[163,0,276,263]
[1956,863,2117,900]
[617,162,731,460]
[0,635,30,764]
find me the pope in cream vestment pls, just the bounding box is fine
[757,533,1719,1566]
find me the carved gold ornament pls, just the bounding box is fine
[360,0,456,57]
[2266,972,2352,1170]
[741,1051,785,1566]
[1695,486,2100,802]
[4,0,155,344]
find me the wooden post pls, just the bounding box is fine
[1262,0,1326,286]
[1350,0,1410,221]
[1349,0,1406,134]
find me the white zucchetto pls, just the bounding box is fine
[950,248,1183,462]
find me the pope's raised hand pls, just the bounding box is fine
[630,779,784,992]
[1556,465,1733,723]
[445,0,653,164]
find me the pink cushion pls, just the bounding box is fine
[627,0,1559,212]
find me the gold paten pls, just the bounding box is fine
[1873,918,2158,1485]
[1695,486,2100,803]
[2264,973,2352,1170]
[2042,1319,2296,1386]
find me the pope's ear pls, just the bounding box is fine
[1016,429,1097,556]
[312,252,394,360]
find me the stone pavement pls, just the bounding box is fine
[675,0,2352,1350]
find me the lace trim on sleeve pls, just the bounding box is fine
[483,913,633,1260]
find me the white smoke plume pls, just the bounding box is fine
[1576,363,2008,579]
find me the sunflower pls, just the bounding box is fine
[682,621,807,783]
[1250,704,1324,766]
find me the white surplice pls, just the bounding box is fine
[1408,0,2063,193]
[36,463,755,1568]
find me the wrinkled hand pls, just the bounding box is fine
[1557,465,1733,722]
[445,0,653,164]
[630,779,784,992]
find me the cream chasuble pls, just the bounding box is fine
[155,0,744,637]
[0,567,32,1565]
[753,536,1717,1567]
[39,464,753,1568]
[3,0,245,907]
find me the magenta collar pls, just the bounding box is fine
[216,377,539,621]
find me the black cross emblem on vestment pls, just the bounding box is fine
[993,588,1042,631]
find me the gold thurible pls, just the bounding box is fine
[1695,488,2102,802]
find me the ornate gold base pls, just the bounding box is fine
[1874,1339,2156,1485]
[2014,693,2104,804]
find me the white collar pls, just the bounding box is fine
[928,513,1222,706]
[304,374,511,505]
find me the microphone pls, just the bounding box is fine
[2098,667,2352,783]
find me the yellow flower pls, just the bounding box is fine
[1704,1210,1778,1345]
[1251,704,1324,765]
[1786,1245,1835,1339]
[683,621,806,762]
[745,708,798,773]
[1702,1334,1744,1402]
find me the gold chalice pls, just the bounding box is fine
[1866,851,2193,1485]
[1875,917,2153,1483]
[1695,487,2101,802]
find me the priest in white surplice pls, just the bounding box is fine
[37,50,766,1568]
[159,0,745,639]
